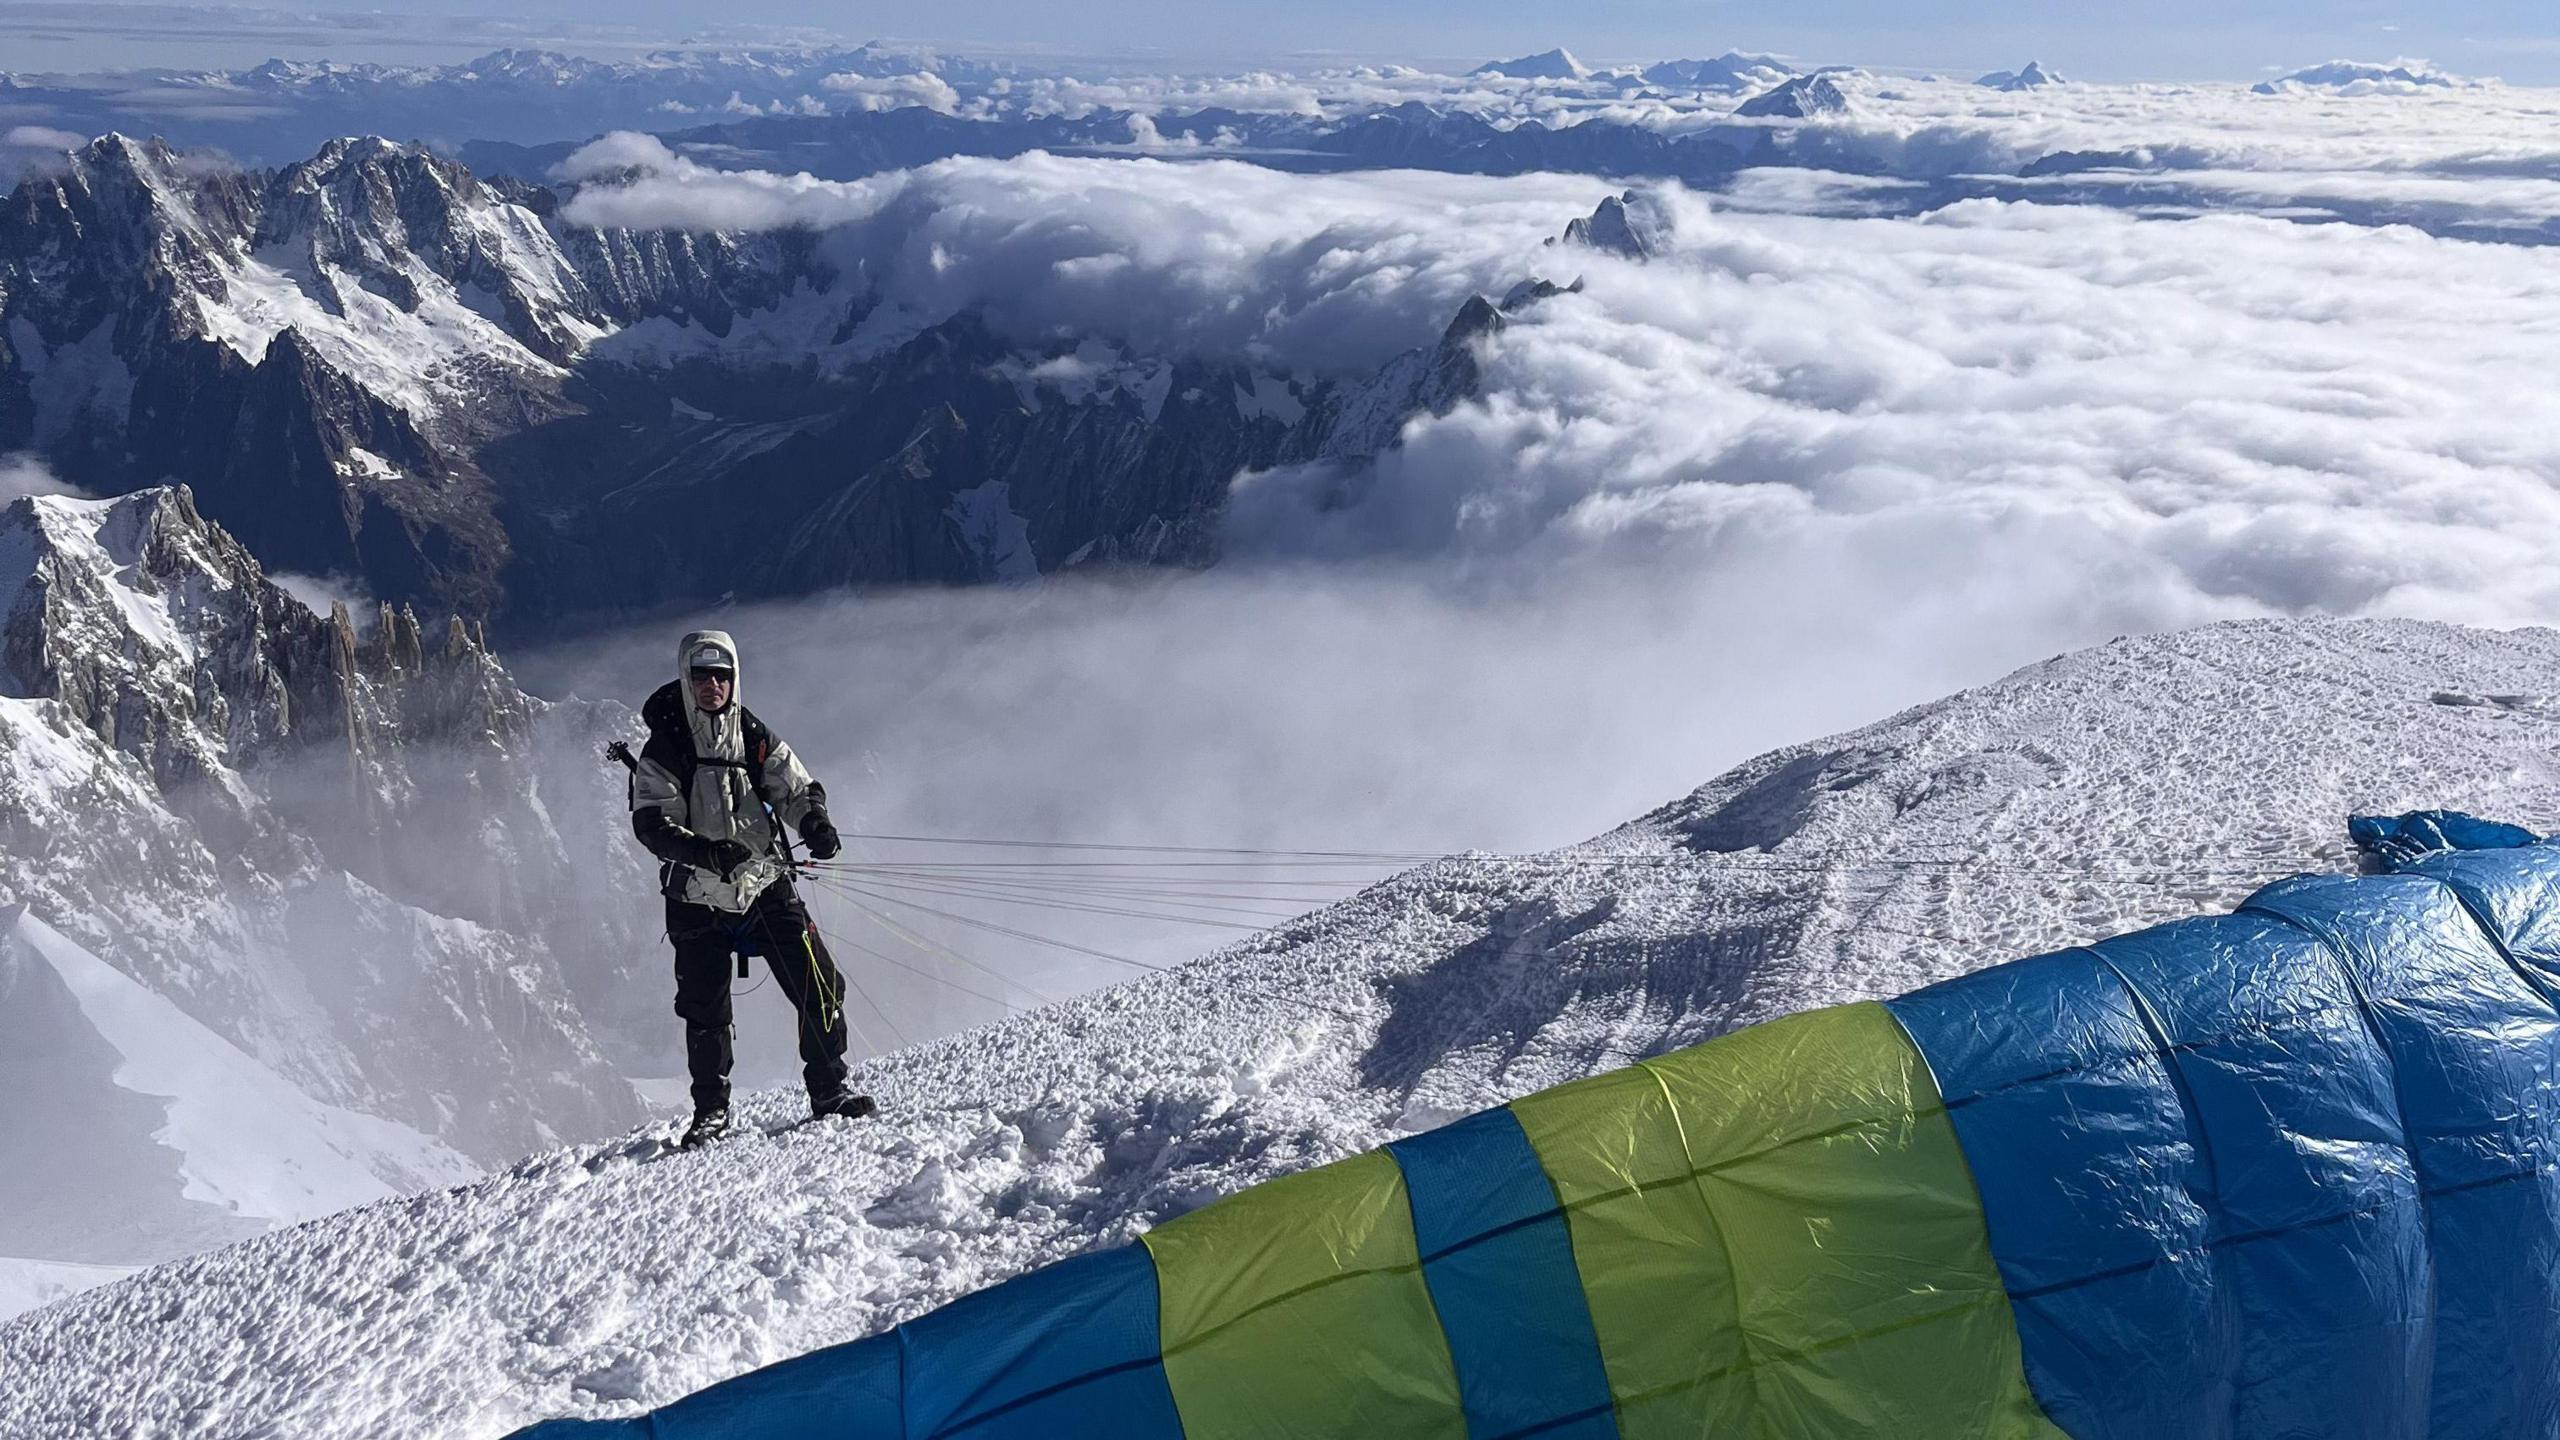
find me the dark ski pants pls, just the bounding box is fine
[668,879,850,1111]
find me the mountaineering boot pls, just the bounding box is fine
[811,1091,877,1122]
[680,1105,731,1149]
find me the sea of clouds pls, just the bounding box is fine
[527,117,2560,1037]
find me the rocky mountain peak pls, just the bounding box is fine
[0,486,311,796]
[1557,189,1667,260]
[0,482,650,1171]
[5,133,1559,632]
[3,136,248,344]
[260,135,601,363]
[0,483,532,796]
[1442,293,1506,344]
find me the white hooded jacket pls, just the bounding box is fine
[627,629,825,912]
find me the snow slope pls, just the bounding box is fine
[4,617,2557,1436]
[0,908,474,1319]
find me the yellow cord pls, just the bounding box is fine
[802,930,842,1033]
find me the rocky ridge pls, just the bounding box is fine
[2,134,1551,634]
[0,485,653,1185]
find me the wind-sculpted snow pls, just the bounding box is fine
[6,617,2559,1436]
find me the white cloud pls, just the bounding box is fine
[268,571,375,623]
[820,71,961,114]
[551,130,682,182]
[1,126,87,152]
[1235,192,2560,623]
[0,455,90,506]
[554,132,907,232]
[561,143,2560,630]
[565,151,1595,372]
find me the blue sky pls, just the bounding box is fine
[6,0,2556,82]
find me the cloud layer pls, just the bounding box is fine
[0,454,90,506]
[560,144,1595,373]
[1236,194,2560,625]
[560,141,2560,627]
[534,132,2560,1039]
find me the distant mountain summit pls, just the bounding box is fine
[1470,48,1592,81]
[1734,73,1853,118]
[1641,52,1794,91]
[1977,60,2065,91]
[2253,60,2465,94]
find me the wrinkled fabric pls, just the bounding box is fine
[2349,809,2541,866]
[508,1005,2056,1440]
[1890,834,2560,1440]
[1388,1108,1616,1440]
[1508,1002,2060,1440]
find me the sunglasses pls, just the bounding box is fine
[688,668,735,683]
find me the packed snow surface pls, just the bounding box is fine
[5,618,2559,1437]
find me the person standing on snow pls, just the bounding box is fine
[626,629,875,1148]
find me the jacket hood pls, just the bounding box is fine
[678,629,742,718]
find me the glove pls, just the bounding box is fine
[703,838,756,880]
[802,813,842,861]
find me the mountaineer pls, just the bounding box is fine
[625,629,875,1148]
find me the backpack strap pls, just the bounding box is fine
[639,684,778,816]
[692,709,776,809]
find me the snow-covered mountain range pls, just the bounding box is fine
[0,134,1518,633]
[0,43,1010,167]
[3,615,2553,1435]
[0,484,661,1294]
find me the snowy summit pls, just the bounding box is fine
[1638,52,1794,91]
[1469,48,1592,81]
[1976,61,2065,90]
[2253,59,2467,93]
[1733,72,1854,118]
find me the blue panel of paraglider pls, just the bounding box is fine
[897,1241,1185,1439]
[1386,1105,1619,1440]
[1892,835,2560,1440]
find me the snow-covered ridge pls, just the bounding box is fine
[3,134,820,427]
[4,616,2553,1437]
[1978,61,2065,91]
